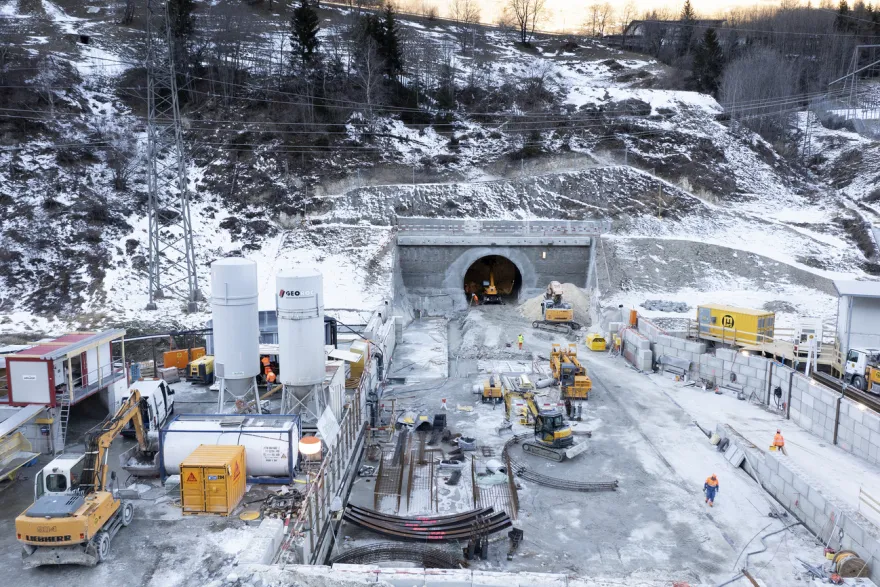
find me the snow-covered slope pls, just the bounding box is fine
[1,0,877,337]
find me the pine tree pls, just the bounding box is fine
[168,0,195,40]
[381,3,403,76]
[291,0,321,64]
[693,28,723,95]
[679,0,697,56]
[836,0,853,31]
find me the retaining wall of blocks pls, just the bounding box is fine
[720,425,880,584]
[633,317,880,468]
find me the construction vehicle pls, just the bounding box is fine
[186,354,215,385]
[550,344,592,401]
[15,390,156,568]
[843,348,880,393]
[483,271,501,304]
[532,282,581,335]
[482,375,504,404]
[503,388,573,461]
[526,409,574,461]
[585,333,607,352]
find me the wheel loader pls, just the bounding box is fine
[15,389,156,568]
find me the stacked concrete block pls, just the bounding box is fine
[837,399,880,466]
[720,431,880,586]
[622,328,653,371]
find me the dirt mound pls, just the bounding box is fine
[519,283,592,326]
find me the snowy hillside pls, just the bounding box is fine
[1,0,878,337]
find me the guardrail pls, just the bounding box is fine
[396,217,611,236]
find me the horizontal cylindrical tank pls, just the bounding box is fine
[277,268,325,386]
[161,416,299,478]
[211,259,260,391]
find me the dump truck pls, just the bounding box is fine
[15,390,155,568]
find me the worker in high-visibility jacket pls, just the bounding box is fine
[773,429,787,455]
[518,334,524,350]
[704,474,719,507]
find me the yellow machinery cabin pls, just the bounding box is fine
[482,376,504,403]
[696,304,775,346]
[585,333,607,351]
[180,445,246,516]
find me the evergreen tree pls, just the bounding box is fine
[291,0,321,64]
[679,0,697,56]
[693,28,723,95]
[168,0,195,40]
[836,0,853,31]
[381,3,403,76]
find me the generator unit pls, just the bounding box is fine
[186,355,215,385]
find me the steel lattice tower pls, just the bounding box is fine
[144,0,200,311]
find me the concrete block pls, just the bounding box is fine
[802,394,814,409]
[716,348,736,362]
[637,349,653,371]
[808,487,826,511]
[843,516,865,548]
[865,413,880,433]
[685,341,707,354]
[670,337,685,351]
[798,499,816,523]
[764,454,779,474]
[778,466,793,486]
[748,355,768,369]
[238,518,285,565]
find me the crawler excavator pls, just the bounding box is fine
[504,388,573,462]
[15,389,156,568]
[482,271,502,304]
[532,281,582,335]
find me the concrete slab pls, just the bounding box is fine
[388,318,449,381]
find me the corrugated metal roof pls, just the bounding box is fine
[13,329,125,360]
[834,280,880,298]
[180,444,244,467]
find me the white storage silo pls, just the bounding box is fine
[276,268,325,415]
[211,258,260,412]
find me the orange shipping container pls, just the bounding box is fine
[163,349,190,370]
[180,445,246,516]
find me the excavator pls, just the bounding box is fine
[504,388,573,462]
[482,271,502,304]
[550,343,592,402]
[532,281,582,335]
[15,389,156,568]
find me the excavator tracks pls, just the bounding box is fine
[532,321,579,335]
[522,441,565,462]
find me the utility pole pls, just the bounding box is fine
[144,0,201,312]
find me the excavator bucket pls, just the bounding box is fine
[22,544,98,569]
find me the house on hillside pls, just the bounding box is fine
[606,19,726,53]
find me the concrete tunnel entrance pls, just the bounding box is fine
[463,255,522,302]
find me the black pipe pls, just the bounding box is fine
[833,394,842,445]
[766,361,774,405]
[786,370,794,420]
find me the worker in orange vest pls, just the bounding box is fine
[773,429,787,455]
[471,293,479,306]
[704,474,719,507]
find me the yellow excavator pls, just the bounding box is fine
[483,271,502,304]
[533,281,582,335]
[16,389,155,568]
[504,388,573,462]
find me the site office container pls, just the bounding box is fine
[697,304,775,346]
[180,445,246,516]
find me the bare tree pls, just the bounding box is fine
[506,0,547,44]
[95,117,140,191]
[451,0,480,50]
[584,2,613,37]
[618,0,637,34]
[118,0,136,25]
[356,39,384,132]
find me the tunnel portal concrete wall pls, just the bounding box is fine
[398,244,592,315]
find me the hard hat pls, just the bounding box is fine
[711,474,716,479]
[776,429,781,433]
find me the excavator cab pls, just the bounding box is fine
[483,272,501,304]
[534,410,573,449]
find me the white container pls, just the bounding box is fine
[211,258,260,393]
[276,269,325,386]
[161,416,299,478]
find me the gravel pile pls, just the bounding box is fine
[519,283,592,326]
[641,300,690,313]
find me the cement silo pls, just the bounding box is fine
[211,258,261,413]
[276,268,325,417]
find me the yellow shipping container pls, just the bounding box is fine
[696,304,775,346]
[180,445,246,516]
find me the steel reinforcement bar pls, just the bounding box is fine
[328,542,465,569]
[342,507,512,541]
[503,433,619,493]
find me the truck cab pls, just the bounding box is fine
[34,453,85,500]
[844,348,880,392]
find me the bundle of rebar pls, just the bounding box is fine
[328,542,464,568]
[342,505,512,541]
[503,433,619,493]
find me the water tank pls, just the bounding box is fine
[277,268,325,386]
[211,258,260,392]
[161,416,299,478]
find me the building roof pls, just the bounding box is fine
[698,304,773,317]
[833,280,880,299]
[12,329,126,360]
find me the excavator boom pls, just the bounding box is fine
[81,390,148,494]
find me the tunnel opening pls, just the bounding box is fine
[463,255,522,304]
